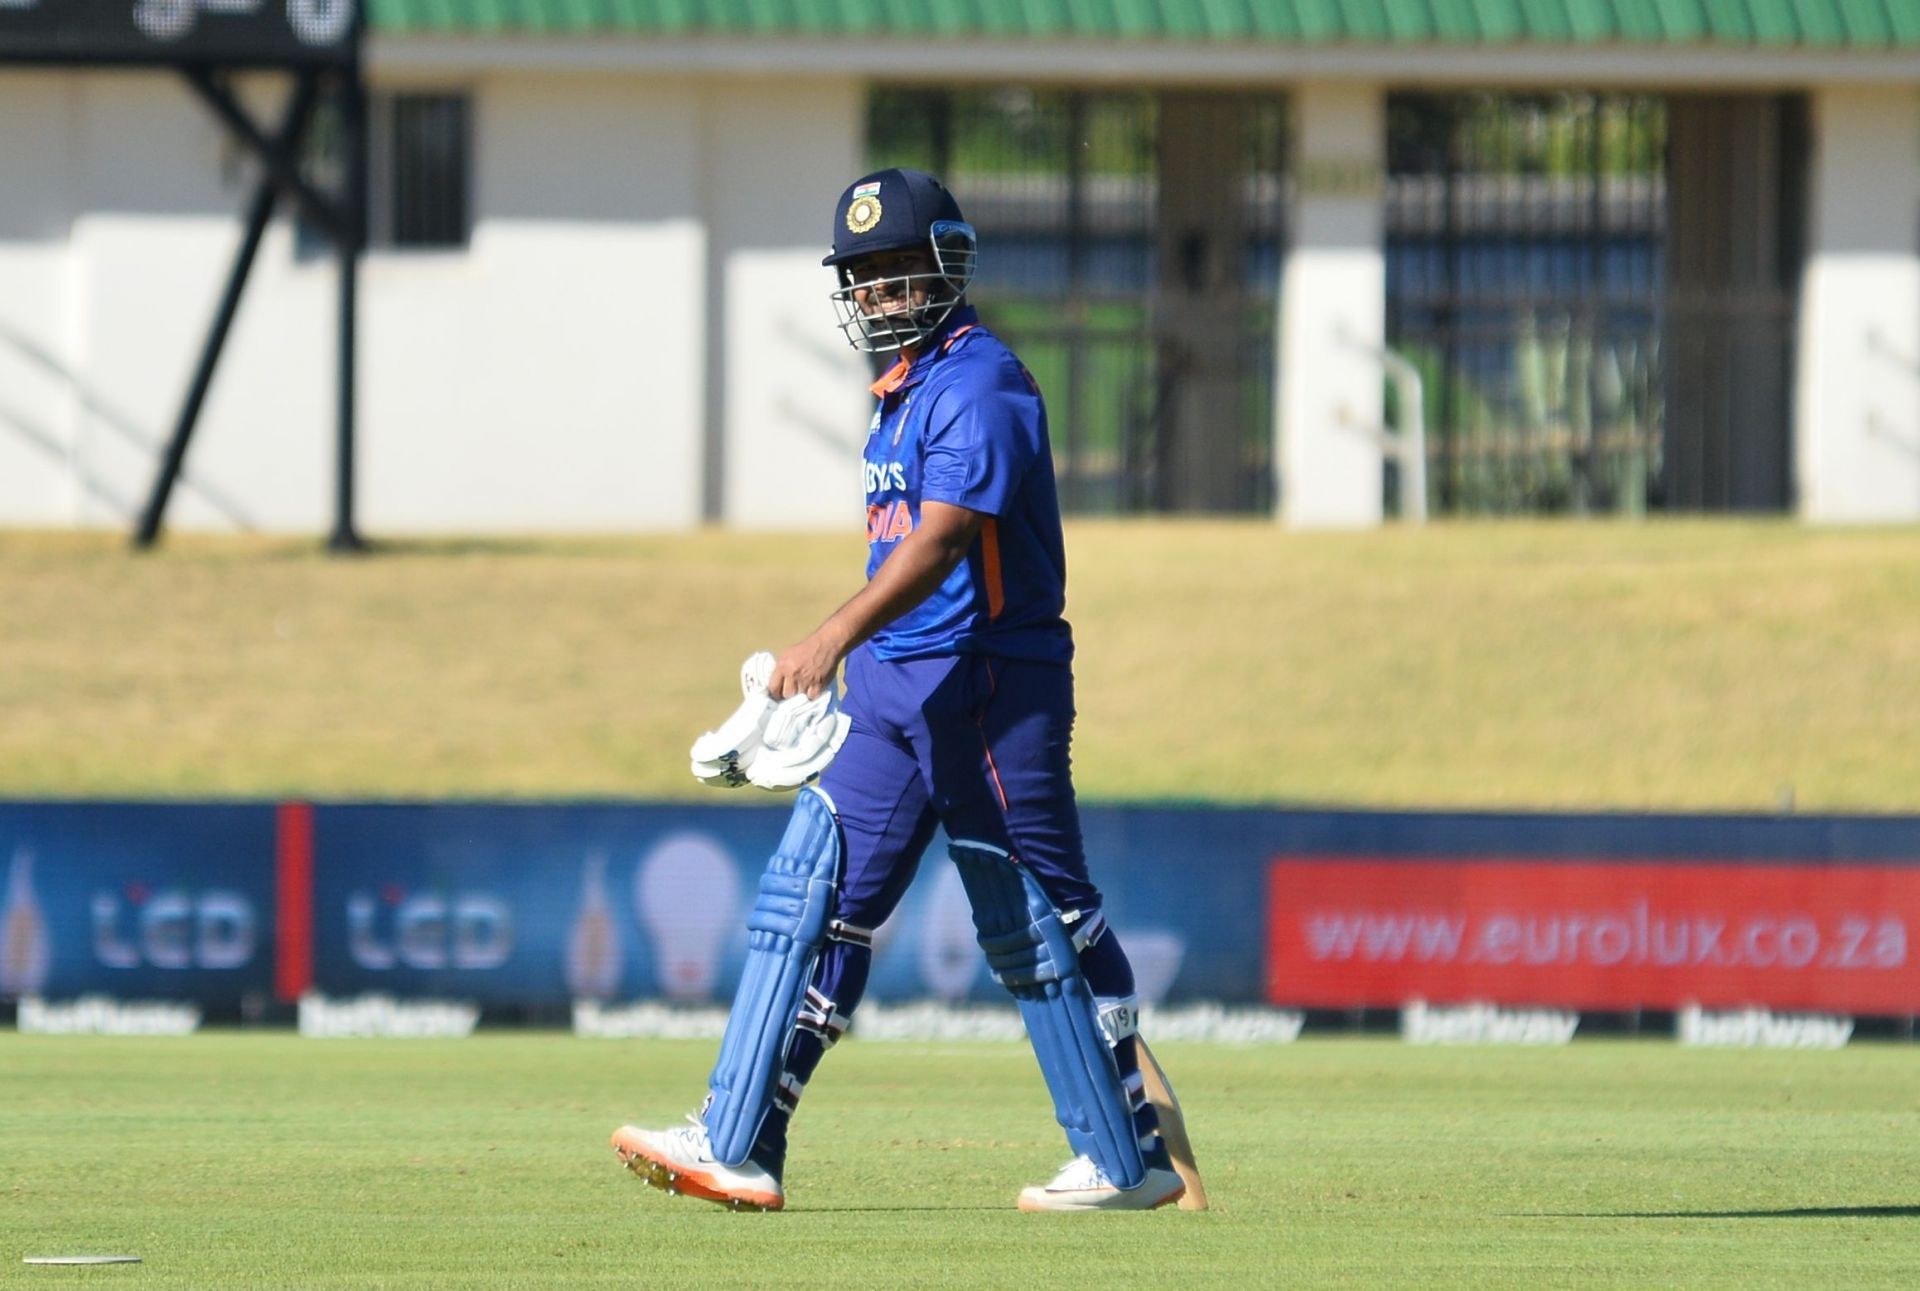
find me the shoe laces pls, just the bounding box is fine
[667,1113,714,1158]
[1048,1155,1114,1191]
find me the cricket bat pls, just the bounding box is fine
[1136,1034,1208,1211]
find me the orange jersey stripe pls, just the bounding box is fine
[979,517,1004,620]
[869,356,910,397]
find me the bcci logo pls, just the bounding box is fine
[846,183,884,234]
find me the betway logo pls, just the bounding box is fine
[1401,1000,1579,1045]
[1678,1006,1853,1049]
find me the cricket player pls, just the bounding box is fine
[614,168,1184,1213]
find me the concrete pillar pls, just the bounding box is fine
[1796,86,1920,522]
[1277,82,1386,529]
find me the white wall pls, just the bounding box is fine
[0,73,272,530]
[703,78,870,531]
[79,79,337,532]
[0,74,320,532]
[1277,82,1388,529]
[0,74,83,527]
[0,66,864,536]
[1796,86,1920,523]
[361,72,708,533]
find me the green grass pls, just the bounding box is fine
[2,520,1918,810]
[2,1034,1915,1288]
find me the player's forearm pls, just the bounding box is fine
[817,522,974,656]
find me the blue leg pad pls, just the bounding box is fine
[703,786,841,1167]
[950,840,1146,1190]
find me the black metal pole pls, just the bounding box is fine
[183,66,345,242]
[135,72,319,549]
[330,68,367,553]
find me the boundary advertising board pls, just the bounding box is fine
[1,800,1914,1017]
[1267,858,1917,1013]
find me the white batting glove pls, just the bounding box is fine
[688,652,776,788]
[747,679,853,792]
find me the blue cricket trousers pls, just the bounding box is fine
[822,644,1104,928]
[744,643,1131,1168]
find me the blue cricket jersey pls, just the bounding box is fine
[861,307,1073,664]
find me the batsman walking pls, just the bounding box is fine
[613,168,1186,1213]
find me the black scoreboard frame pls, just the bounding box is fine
[0,1,367,550]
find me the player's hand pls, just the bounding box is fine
[768,632,843,701]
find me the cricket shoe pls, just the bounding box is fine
[611,1117,784,1212]
[1016,1154,1185,1212]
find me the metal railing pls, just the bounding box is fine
[1386,92,1669,516]
[1336,327,1428,524]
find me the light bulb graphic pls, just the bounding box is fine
[633,833,741,1003]
[0,846,51,998]
[565,851,622,1000]
[1115,928,1186,1005]
[918,864,982,1000]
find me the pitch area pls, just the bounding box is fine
[3,1034,1914,1288]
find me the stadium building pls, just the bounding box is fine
[2,2,1918,534]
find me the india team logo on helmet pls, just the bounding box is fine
[845,183,884,234]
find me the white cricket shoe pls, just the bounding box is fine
[611,1117,784,1212]
[1017,1154,1185,1212]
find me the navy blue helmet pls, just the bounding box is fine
[824,168,977,354]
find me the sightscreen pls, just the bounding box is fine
[0,0,359,67]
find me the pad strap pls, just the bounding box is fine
[827,919,874,948]
[1061,907,1108,953]
[796,985,851,1046]
[771,1072,806,1116]
[702,787,842,1166]
[1097,994,1140,1046]
[949,841,1146,1190]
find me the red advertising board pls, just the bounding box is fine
[1267,859,1920,1013]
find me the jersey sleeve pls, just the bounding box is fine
[919,366,1042,517]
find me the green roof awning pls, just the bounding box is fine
[366,0,1920,48]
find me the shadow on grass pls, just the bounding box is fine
[331,537,596,560]
[1527,1206,1920,1220]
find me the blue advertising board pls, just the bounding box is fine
[303,803,1266,1007]
[0,802,277,1008]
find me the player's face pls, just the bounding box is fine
[848,250,937,318]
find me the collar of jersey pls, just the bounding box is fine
[869,306,981,398]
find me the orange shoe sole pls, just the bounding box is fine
[610,1128,784,1212]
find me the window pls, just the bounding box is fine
[384,93,470,249]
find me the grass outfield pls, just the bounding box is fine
[2,521,1918,809]
[3,1035,1915,1288]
